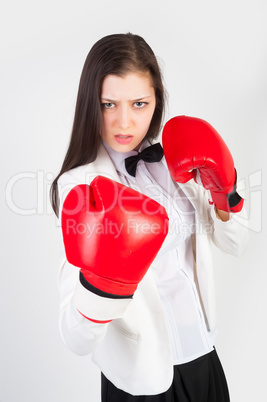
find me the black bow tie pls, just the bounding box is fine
[125,143,164,177]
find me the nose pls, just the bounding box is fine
[117,105,131,131]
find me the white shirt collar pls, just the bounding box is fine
[102,139,152,178]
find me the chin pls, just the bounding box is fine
[111,141,138,153]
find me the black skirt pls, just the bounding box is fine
[101,348,230,402]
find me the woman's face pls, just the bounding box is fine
[100,71,156,152]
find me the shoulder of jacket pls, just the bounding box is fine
[57,164,90,187]
[57,144,119,188]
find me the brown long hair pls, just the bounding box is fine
[50,33,166,217]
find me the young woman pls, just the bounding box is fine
[51,33,248,401]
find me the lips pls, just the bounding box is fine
[114,135,134,145]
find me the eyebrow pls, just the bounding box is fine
[101,96,152,102]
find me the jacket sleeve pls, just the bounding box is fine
[58,253,109,356]
[188,179,249,257]
[209,203,249,256]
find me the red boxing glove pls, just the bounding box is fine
[162,115,244,212]
[61,176,169,299]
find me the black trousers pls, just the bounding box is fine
[101,349,230,402]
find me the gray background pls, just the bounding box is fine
[1,0,266,401]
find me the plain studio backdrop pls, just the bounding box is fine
[1,1,266,401]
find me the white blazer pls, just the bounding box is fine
[57,143,249,396]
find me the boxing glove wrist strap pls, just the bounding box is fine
[226,172,243,210]
[73,277,133,321]
[210,170,244,213]
[80,271,133,299]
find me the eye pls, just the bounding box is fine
[133,102,147,108]
[101,103,115,109]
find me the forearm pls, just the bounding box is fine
[214,207,230,222]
